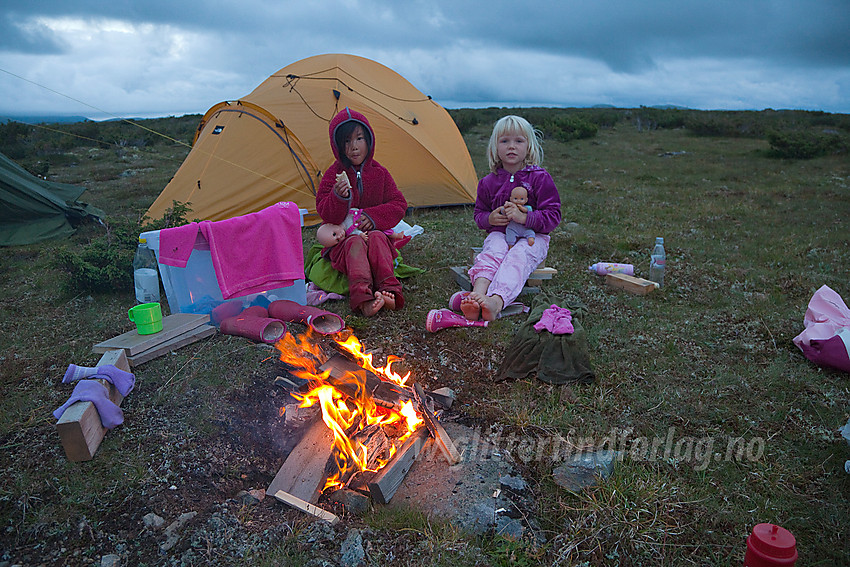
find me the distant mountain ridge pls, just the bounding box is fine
[1,115,90,124]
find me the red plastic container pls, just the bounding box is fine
[744,523,798,567]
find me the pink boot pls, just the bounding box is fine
[426,309,489,332]
[268,300,345,335]
[219,312,287,343]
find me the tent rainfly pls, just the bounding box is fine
[146,53,478,224]
[0,151,103,246]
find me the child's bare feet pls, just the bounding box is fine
[361,292,385,317]
[480,294,504,322]
[461,292,483,320]
[378,290,397,310]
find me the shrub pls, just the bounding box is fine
[54,201,192,294]
[539,114,598,142]
[766,129,849,159]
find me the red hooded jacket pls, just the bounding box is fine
[316,108,407,231]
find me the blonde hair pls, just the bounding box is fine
[486,115,544,172]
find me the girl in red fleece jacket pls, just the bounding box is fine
[316,108,408,316]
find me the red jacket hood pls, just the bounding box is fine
[329,107,376,163]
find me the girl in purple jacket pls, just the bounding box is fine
[316,108,408,317]
[461,115,562,321]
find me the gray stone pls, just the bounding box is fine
[840,419,850,446]
[142,512,165,529]
[553,450,620,491]
[499,474,527,492]
[339,528,365,567]
[326,488,371,516]
[100,554,120,567]
[159,511,197,552]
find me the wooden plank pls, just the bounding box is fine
[319,354,410,411]
[366,427,429,505]
[605,273,658,295]
[413,383,461,465]
[273,490,340,525]
[93,313,210,356]
[56,349,130,462]
[127,324,215,367]
[267,414,335,504]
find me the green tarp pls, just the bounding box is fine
[0,151,103,246]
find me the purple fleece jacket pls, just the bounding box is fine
[316,108,407,232]
[473,165,562,235]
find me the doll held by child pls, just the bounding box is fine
[504,186,536,247]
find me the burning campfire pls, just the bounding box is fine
[269,329,459,523]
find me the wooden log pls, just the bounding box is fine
[319,354,410,411]
[273,490,339,525]
[55,349,130,462]
[365,426,429,505]
[267,414,335,504]
[413,383,461,465]
[605,273,658,295]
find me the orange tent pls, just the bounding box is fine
[147,53,477,224]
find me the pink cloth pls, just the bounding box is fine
[468,231,550,307]
[793,285,850,373]
[158,222,201,268]
[199,202,304,300]
[534,305,574,334]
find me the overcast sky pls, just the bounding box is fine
[1,1,849,120]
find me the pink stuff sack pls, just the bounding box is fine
[792,285,850,373]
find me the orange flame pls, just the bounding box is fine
[276,329,423,492]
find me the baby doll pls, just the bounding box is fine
[316,208,409,249]
[504,186,536,247]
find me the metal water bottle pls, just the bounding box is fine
[649,237,666,287]
[133,238,160,303]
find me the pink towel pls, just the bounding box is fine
[158,222,201,268]
[200,202,304,300]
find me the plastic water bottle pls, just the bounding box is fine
[649,237,666,287]
[133,238,160,303]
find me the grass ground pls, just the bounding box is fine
[1,110,849,566]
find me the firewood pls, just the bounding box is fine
[413,383,461,465]
[365,426,429,504]
[267,414,335,504]
[273,490,339,525]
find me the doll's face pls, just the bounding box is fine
[510,186,528,206]
[317,223,345,246]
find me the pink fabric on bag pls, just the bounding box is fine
[533,305,574,334]
[158,222,201,268]
[793,285,850,373]
[199,202,304,300]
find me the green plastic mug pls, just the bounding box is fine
[128,302,163,334]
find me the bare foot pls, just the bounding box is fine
[461,292,483,320]
[360,292,385,317]
[378,290,397,310]
[480,294,504,322]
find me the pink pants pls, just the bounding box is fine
[328,231,404,312]
[468,232,550,306]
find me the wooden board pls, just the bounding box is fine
[267,414,335,504]
[605,273,658,295]
[414,383,461,465]
[273,490,339,525]
[366,427,429,505]
[93,313,210,356]
[450,266,541,295]
[56,349,129,462]
[127,324,215,367]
